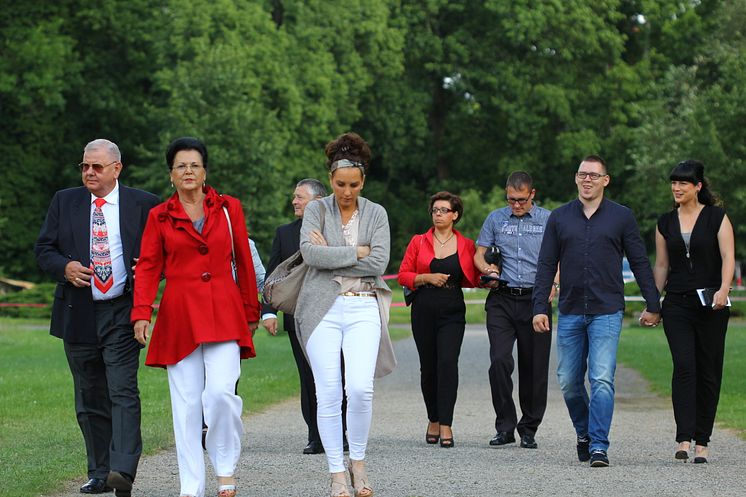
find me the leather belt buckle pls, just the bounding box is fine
[502,286,532,296]
[340,291,376,298]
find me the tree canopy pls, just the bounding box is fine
[2,0,743,280]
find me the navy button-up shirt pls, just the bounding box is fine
[532,198,660,316]
[477,204,551,288]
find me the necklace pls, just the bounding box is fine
[433,231,455,247]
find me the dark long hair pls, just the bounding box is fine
[669,159,720,206]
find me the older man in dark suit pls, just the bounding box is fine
[262,178,328,454]
[35,139,160,496]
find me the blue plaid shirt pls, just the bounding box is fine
[477,204,551,288]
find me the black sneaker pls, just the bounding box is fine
[590,450,609,467]
[576,436,590,462]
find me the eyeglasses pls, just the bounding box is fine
[506,197,530,205]
[576,171,606,181]
[172,163,204,173]
[431,207,453,215]
[78,161,117,173]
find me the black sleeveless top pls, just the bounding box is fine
[657,205,726,293]
[429,252,464,287]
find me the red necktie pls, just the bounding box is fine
[91,198,114,293]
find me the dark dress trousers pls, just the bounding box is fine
[35,184,160,480]
[263,218,322,444]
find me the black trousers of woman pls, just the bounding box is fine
[662,293,729,445]
[410,287,466,426]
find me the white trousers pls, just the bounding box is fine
[306,296,381,473]
[167,341,243,497]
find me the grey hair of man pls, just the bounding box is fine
[505,171,533,191]
[296,178,327,198]
[84,138,122,162]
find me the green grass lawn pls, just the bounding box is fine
[618,321,746,439]
[0,318,300,497]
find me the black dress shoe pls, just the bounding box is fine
[106,471,133,497]
[577,436,591,462]
[489,431,516,446]
[519,433,538,449]
[80,478,112,494]
[303,440,324,454]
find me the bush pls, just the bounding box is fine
[0,283,55,319]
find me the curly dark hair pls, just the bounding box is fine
[324,132,371,174]
[429,191,464,225]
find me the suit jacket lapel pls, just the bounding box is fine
[289,219,301,253]
[72,188,90,266]
[119,185,140,277]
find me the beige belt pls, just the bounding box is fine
[340,291,377,298]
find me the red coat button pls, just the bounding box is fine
[198,244,209,255]
[201,272,211,282]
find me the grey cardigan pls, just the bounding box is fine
[295,195,397,378]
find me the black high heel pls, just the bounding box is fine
[425,422,440,444]
[439,437,454,448]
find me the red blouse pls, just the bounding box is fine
[132,187,259,367]
[398,228,480,289]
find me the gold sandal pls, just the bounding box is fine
[331,472,350,497]
[349,460,373,497]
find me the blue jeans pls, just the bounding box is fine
[556,311,623,453]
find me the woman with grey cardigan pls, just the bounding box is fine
[295,132,396,497]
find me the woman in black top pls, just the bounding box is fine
[397,192,480,448]
[653,160,735,464]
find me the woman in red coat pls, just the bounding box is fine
[398,191,479,448]
[132,137,259,497]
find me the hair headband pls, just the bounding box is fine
[330,158,365,174]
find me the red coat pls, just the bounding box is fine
[398,228,480,289]
[132,187,259,367]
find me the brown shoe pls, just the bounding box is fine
[349,460,373,497]
[330,472,350,497]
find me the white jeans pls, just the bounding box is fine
[167,341,243,497]
[306,296,381,473]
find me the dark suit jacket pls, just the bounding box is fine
[262,218,301,333]
[35,184,160,343]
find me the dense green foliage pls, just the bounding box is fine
[2,0,744,282]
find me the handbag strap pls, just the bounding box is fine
[222,206,236,265]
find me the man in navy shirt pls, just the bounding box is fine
[532,155,660,468]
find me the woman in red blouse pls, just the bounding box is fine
[132,137,259,497]
[398,191,479,448]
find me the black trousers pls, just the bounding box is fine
[662,293,729,445]
[486,291,551,436]
[410,288,466,426]
[63,295,142,480]
[286,319,320,443]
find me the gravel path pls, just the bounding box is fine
[53,324,746,497]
